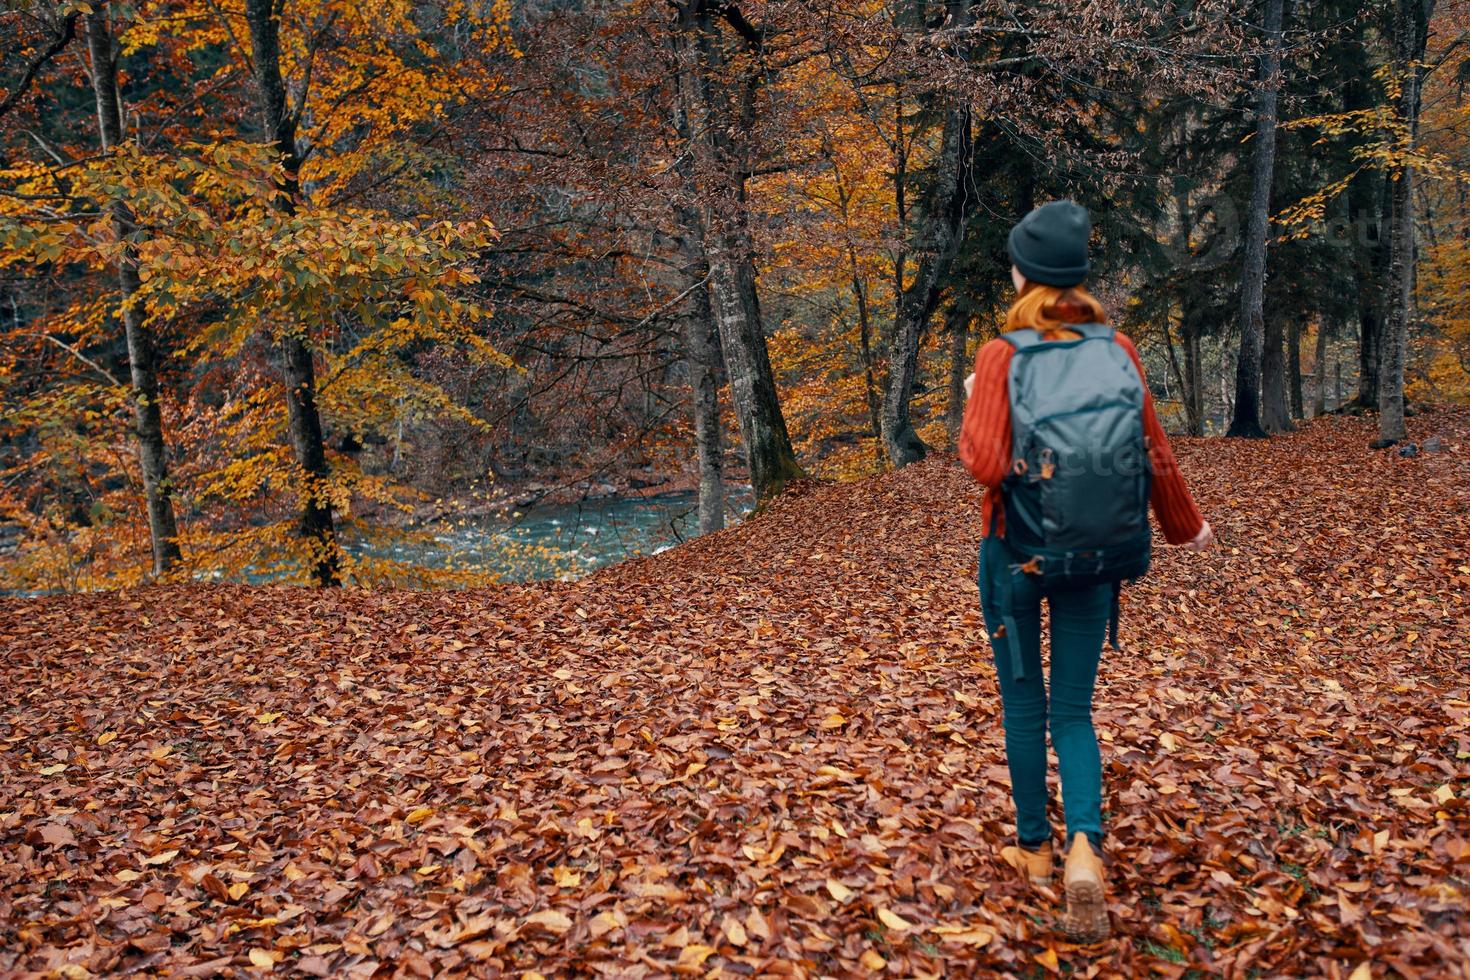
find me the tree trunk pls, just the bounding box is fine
[674,209,726,535]
[1287,317,1305,420]
[1183,316,1204,435]
[944,302,970,445]
[1312,317,1330,417]
[1349,173,1387,410]
[1227,0,1284,439]
[85,10,182,578]
[827,152,883,461]
[1162,313,1193,435]
[1172,183,1205,436]
[669,57,726,535]
[1261,310,1289,430]
[244,0,339,586]
[671,1,803,503]
[881,9,973,468]
[684,282,726,535]
[1377,0,1434,446]
[856,268,883,463]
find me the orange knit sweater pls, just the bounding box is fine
[958,331,1205,545]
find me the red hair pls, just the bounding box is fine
[1004,282,1108,338]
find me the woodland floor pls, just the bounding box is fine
[2,410,1468,979]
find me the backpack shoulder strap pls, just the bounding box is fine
[1000,328,1044,351]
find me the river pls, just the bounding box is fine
[348,487,754,583]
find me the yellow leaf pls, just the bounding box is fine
[248,948,278,970]
[821,712,847,729]
[826,879,854,903]
[1433,784,1455,804]
[406,807,434,824]
[96,731,117,745]
[930,925,995,947]
[1036,947,1060,972]
[860,949,887,970]
[141,849,179,866]
[876,909,913,932]
[676,944,715,969]
[228,881,250,900]
[1158,732,1178,752]
[722,914,747,946]
[1348,963,1372,980]
[255,712,281,724]
[552,866,581,888]
[39,764,67,776]
[115,869,142,882]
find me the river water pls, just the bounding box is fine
[351,487,754,583]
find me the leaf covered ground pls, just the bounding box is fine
[3,410,1468,978]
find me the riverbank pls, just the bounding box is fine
[2,409,1467,976]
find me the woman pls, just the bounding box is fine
[958,200,1213,942]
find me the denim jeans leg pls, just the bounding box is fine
[979,536,1050,848]
[1046,583,1110,850]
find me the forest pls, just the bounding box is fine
[1,0,1466,589]
[2,0,1469,977]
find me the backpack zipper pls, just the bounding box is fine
[1030,400,1139,428]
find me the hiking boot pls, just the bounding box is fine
[1002,842,1053,887]
[1062,832,1108,942]
[1020,842,1053,886]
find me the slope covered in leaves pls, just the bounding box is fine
[2,410,1468,978]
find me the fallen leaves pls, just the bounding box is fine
[0,410,1467,975]
[876,908,915,932]
[247,948,279,971]
[522,909,573,935]
[825,878,855,903]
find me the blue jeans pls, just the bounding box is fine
[978,535,1110,851]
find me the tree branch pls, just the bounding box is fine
[0,12,79,121]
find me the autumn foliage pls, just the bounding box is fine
[3,410,1467,976]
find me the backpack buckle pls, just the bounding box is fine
[1062,551,1105,577]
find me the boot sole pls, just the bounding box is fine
[1063,878,1109,943]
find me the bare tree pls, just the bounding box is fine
[670,0,804,503]
[881,0,973,468]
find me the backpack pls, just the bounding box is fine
[990,323,1153,681]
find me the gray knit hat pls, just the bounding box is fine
[1007,200,1092,287]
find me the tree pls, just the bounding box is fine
[241,0,340,586]
[83,7,183,576]
[670,0,804,504]
[1228,0,1286,439]
[1377,0,1438,446]
[880,0,974,468]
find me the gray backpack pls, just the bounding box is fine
[990,323,1153,680]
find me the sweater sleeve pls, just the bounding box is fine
[1114,333,1206,545]
[958,338,1014,487]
